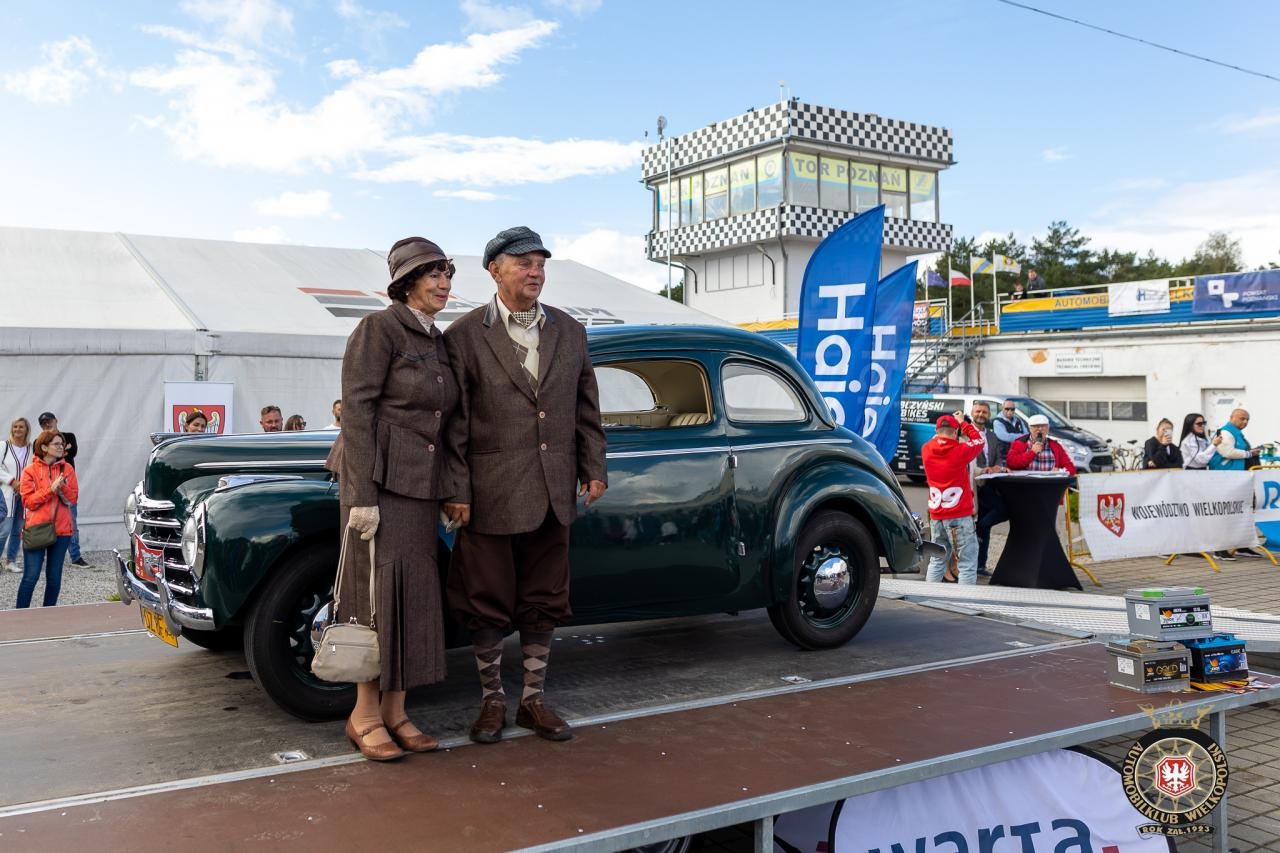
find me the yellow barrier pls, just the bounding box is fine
[1064,486,1101,587]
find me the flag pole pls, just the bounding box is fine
[947,257,954,334]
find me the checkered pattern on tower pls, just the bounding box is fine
[646,212,951,257]
[641,101,952,180]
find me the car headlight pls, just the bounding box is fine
[124,492,138,535]
[180,503,207,578]
[180,515,199,566]
[1058,438,1091,462]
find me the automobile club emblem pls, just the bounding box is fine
[1098,493,1125,537]
[1122,723,1228,838]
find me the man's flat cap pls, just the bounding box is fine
[482,226,551,269]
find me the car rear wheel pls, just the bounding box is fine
[180,627,243,651]
[243,544,355,721]
[768,510,879,650]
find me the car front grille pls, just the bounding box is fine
[134,504,200,610]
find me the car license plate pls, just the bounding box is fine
[141,608,179,647]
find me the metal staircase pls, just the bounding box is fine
[904,305,984,392]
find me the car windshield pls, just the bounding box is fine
[1010,396,1074,430]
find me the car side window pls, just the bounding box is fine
[595,360,714,429]
[721,362,807,423]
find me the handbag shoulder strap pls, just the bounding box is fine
[331,525,377,629]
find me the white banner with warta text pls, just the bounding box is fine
[1079,469,1256,560]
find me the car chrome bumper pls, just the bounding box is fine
[114,549,216,633]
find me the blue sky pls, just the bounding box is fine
[2,1,1278,292]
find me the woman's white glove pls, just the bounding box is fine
[348,505,380,541]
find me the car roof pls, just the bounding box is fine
[586,324,796,362]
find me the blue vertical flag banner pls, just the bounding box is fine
[796,206,885,428]
[862,261,918,462]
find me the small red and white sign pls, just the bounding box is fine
[1155,756,1195,797]
[1098,493,1125,537]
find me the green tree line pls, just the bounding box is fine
[915,223,1272,318]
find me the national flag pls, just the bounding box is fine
[994,254,1022,274]
[949,268,971,286]
[970,256,993,275]
[925,270,947,289]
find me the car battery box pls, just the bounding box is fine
[1181,633,1249,683]
[1106,638,1191,693]
[1124,586,1213,641]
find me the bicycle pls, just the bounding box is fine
[1106,438,1143,471]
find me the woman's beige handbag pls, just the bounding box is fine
[312,527,380,683]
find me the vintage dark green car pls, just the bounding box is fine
[117,326,938,719]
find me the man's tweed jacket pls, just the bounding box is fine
[443,299,607,535]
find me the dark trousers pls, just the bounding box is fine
[448,507,572,634]
[976,483,1008,569]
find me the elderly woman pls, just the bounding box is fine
[2,418,34,573]
[1143,418,1183,469]
[324,236,459,761]
[16,429,79,607]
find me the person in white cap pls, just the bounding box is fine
[1006,414,1077,474]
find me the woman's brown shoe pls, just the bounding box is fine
[387,718,439,753]
[345,719,406,761]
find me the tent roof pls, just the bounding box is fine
[0,226,724,336]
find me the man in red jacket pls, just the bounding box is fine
[1006,414,1077,474]
[923,413,985,584]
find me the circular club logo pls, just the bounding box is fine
[1122,728,1228,835]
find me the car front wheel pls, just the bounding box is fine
[768,510,879,650]
[243,544,355,721]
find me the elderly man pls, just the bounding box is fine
[1210,408,1261,471]
[1006,414,1077,474]
[259,405,283,432]
[443,226,608,744]
[924,413,986,584]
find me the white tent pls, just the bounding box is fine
[0,226,724,550]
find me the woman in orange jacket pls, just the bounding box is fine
[16,430,79,608]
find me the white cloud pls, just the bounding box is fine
[130,21,559,173]
[433,189,511,201]
[1219,108,1280,134]
[232,225,290,243]
[3,36,104,104]
[253,190,338,218]
[181,0,293,45]
[360,133,642,186]
[461,0,537,33]
[551,229,667,291]
[1041,147,1071,163]
[546,0,603,14]
[1083,169,1280,267]
[336,0,408,56]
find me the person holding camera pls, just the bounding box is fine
[1006,414,1077,474]
[1143,418,1184,470]
[1209,408,1261,471]
[15,429,78,608]
[923,412,986,585]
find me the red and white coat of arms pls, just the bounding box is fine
[1098,493,1125,537]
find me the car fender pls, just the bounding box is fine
[197,478,339,622]
[769,462,921,603]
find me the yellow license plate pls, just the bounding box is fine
[141,608,180,647]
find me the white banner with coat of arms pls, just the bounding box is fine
[1079,470,1256,560]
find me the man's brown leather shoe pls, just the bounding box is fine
[345,718,406,762]
[516,697,573,741]
[469,696,507,744]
